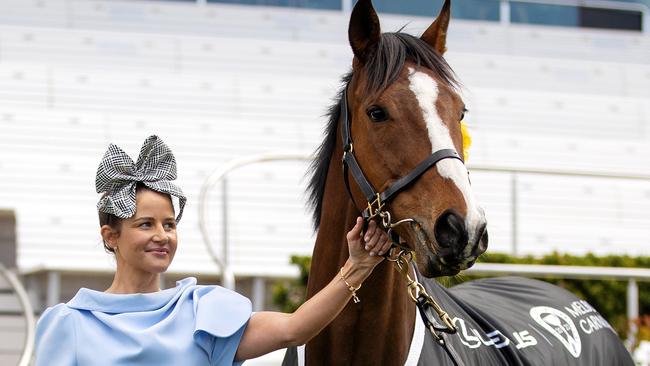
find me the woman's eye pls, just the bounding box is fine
[164,222,176,230]
[366,106,389,122]
[139,222,151,228]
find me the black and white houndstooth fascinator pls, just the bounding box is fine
[95,135,186,222]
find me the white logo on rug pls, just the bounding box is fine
[530,306,582,358]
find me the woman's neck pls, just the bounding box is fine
[105,268,161,294]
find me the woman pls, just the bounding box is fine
[34,135,391,365]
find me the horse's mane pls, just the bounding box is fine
[307,31,460,230]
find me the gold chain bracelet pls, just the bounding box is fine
[339,267,361,303]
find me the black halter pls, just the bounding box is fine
[340,86,463,225]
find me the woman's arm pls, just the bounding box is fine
[234,217,390,361]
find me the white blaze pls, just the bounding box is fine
[407,69,482,257]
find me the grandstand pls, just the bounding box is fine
[0,0,648,364]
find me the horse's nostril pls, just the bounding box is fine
[477,224,489,254]
[434,211,468,249]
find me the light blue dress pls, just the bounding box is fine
[34,277,252,366]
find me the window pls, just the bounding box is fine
[511,3,578,27]
[580,7,642,31]
[207,0,341,10]
[453,0,500,21]
[369,0,501,21]
[511,2,643,31]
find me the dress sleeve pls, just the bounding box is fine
[34,304,77,366]
[192,286,252,366]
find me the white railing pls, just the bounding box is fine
[198,152,314,290]
[472,164,650,256]
[0,262,35,366]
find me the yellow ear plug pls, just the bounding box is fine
[460,121,472,162]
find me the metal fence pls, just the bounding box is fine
[0,262,35,366]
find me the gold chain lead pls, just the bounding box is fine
[392,249,457,333]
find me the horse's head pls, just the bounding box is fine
[345,0,488,277]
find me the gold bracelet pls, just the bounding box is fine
[339,267,361,304]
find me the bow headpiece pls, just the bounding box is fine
[96,135,186,222]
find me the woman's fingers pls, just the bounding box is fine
[363,221,375,247]
[371,231,391,256]
[347,217,394,258]
[363,221,377,250]
[377,234,392,256]
[346,217,391,267]
[366,235,381,255]
[363,220,392,256]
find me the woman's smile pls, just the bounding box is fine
[146,247,170,257]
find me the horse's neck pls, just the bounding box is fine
[305,143,415,365]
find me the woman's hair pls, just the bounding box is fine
[98,183,175,254]
[98,210,122,253]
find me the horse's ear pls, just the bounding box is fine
[348,0,381,64]
[421,0,451,55]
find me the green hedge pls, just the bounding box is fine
[272,255,311,313]
[272,252,650,339]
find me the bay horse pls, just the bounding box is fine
[284,0,635,365]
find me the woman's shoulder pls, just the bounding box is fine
[192,282,250,302]
[36,296,87,337]
[190,280,252,338]
[38,303,76,325]
[181,278,250,307]
[35,302,78,347]
[35,303,79,365]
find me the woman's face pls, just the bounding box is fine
[108,189,178,275]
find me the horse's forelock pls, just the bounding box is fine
[364,32,460,95]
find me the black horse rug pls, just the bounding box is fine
[283,276,634,365]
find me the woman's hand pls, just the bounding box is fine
[346,217,391,268]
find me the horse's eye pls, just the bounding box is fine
[367,106,389,122]
[460,108,468,121]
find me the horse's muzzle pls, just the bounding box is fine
[434,210,488,268]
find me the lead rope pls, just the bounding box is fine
[387,249,466,366]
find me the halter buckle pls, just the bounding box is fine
[342,143,354,162]
[366,194,385,219]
